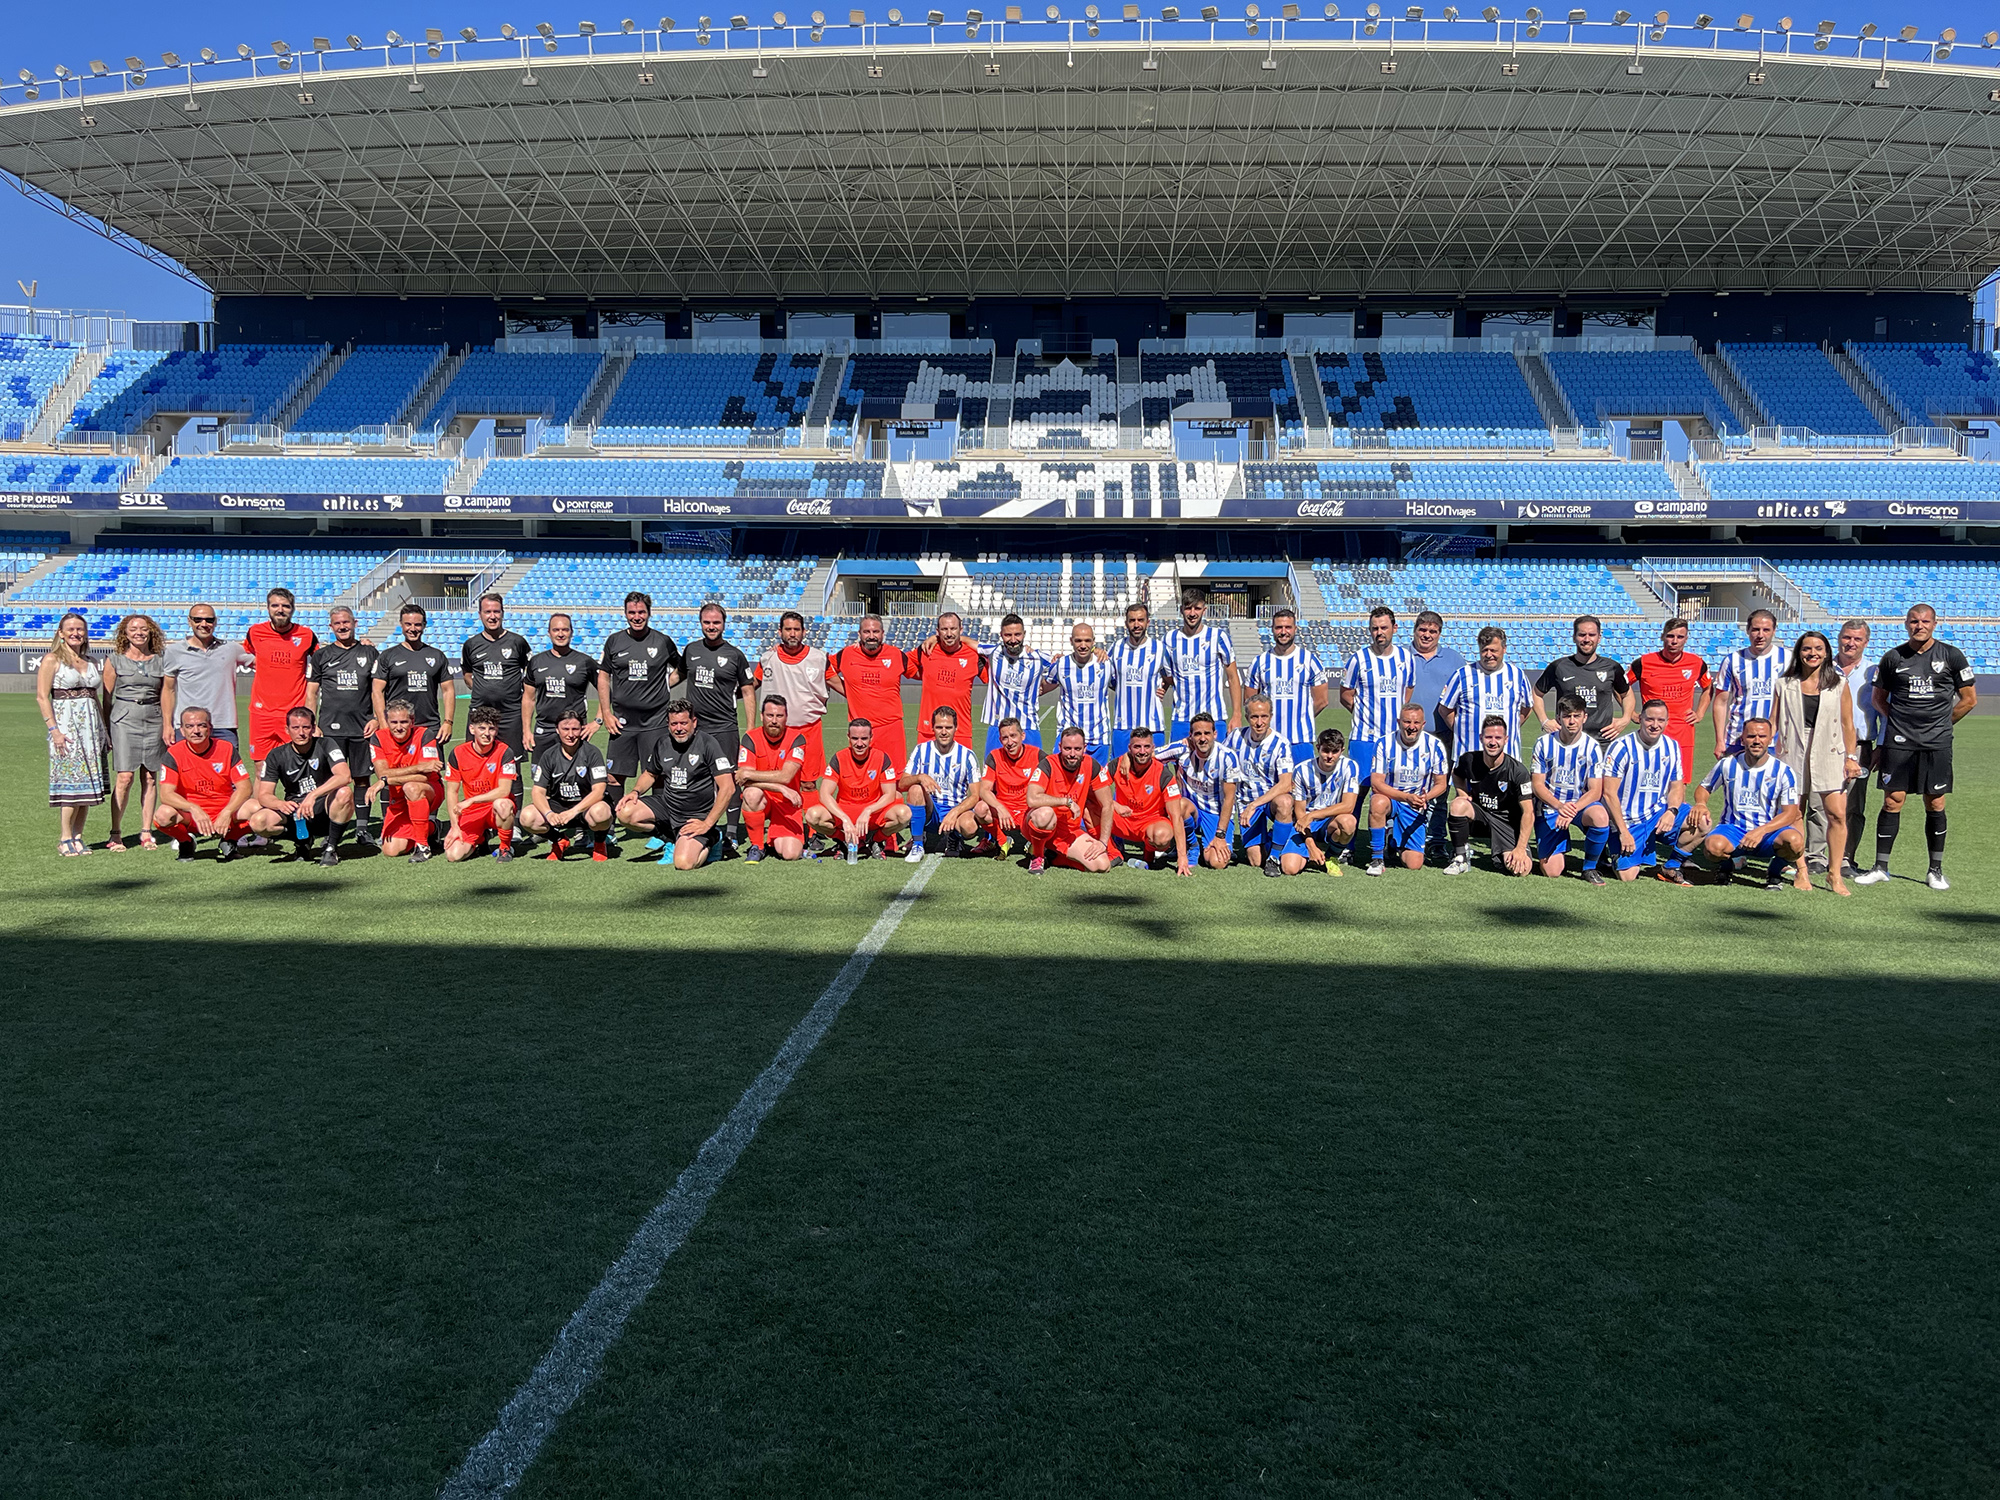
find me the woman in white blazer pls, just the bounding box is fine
[1772,630,1860,896]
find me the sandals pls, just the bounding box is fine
[105,834,128,852]
[58,838,89,857]
[138,832,159,851]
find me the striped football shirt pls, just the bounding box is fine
[1293,753,1361,813]
[1718,644,1791,746]
[903,737,979,809]
[1341,644,1417,744]
[1166,623,1236,723]
[1532,731,1607,802]
[1702,752,1800,827]
[982,644,1052,729]
[1049,652,1112,745]
[1226,726,1296,802]
[1377,731,1450,795]
[1247,645,1326,746]
[1106,635,1172,733]
[1603,731,1684,825]
[1170,740,1243,816]
[1439,661,1536,757]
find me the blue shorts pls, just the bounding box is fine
[984,725,1043,757]
[1535,803,1603,860]
[1185,806,1226,851]
[1083,742,1110,770]
[1238,804,1288,853]
[1711,821,1785,856]
[1111,727,1163,761]
[1290,740,1317,768]
[1349,738,1380,785]
[1380,800,1428,853]
[1617,804,1690,870]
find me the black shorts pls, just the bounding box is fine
[607,721,668,778]
[1473,807,1526,855]
[639,794,717,846]
[333,735,373,778]
[274,809,333,840]
[1878,741,1953,797]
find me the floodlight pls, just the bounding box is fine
[1984,28,1998,45]
[1406,5,1421,18]
[1897,24,1916,40]
[460,26,480,40]
[545,36,560,48]
[1202,3,1218,15]
[1568,8,1586,21]
[1162,5,1179,18]
[348,34,365,48]
[1691,11,1708,24]
[310,37,331,51]
[423,27,443,42]
[1613,8,1629,22]
[970,5,985,17]
[89,59,108,75]
[731,14,748,24]
[536,21,556,34]
[386,30,404,44]
[884,7,898,19]
[1654,7,1667,20]
[1366,1,1379,12]
[1813,16,1830,30]
[126,55,145,69]
[852,6,866,18]
[1649,26,1663,37]
[1090,19,1101,33]
[1775,16,1790,31]
[1084,3,1097,14]
[162,51,182,66]
[1934,40,1950,57]
[623,15,637,27]
[660,18,676,29]
[1524,6,1540,18]
[23,85,37,97]
[1328,2,1342,14]
[1440,3,1457,16]
[811,8,827,19]
[579,18,599,31]
[1049,3,1063,14]
[929,6,943,17]
[1287,2,1303,16]
[1483,5,1498,17]
[18,67,32,81]
[1938,25,1953,41]
[54,62,71,77]
[1858,20,1875,35]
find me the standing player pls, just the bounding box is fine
[441,705,519,862]
[1341,605,1416,860]
[1537,615,1631,744]
[1445,715,1535,877]
[599,591,685,810]
[905,610,988,752]
[241,587,319,763]
[737,695,811,863]
[757,610,832,789]
[1172,712,1243,871]
[524,613,602,756]
[681,602,756,847]
[522,708,613,860]
[367,699,445,862]
[1440,626,1536,758]
[900,705,981,860]
[1603,699,1692,884]
[973,714,1045,856]
[829,613,911,770]
[806,718,910,862]
[1531,695,1611,883]
[1291,728,1361,876]
[981,614,1054,754]
[154,708,255,861]
[616,700,737,871]
[306,606,380,844]
[373,604,455,745]
[1024,726,1116,874]
[1712,609,1789,758]
[1104,727,1191,875]
[1832,618,1878,881]
[1247,606,1329,765]
[1366,702,1449,876]
[1627,617,1710,785]
[250,705,353,865]
[1688,716,1804,889]
[1049,622,1113,765]
[460,592,533,758]
[1855,604,1976,890]
[1228,694,1298,876]
[1105,601,1172,760]
[1166,591,1243,738]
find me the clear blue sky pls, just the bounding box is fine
[1,0,1994,323]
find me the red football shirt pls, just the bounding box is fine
[1112,755,1180,821]
[826,747,897,808]
[740,726,806,779]
[983,742,1042,809]
[832,644,908,735]
[162,737,248,813]
[243,621,319,717]
[906,640,988,738]
[1031,753,1104,828]
[1631,651,1711,717]
[372,724,442,774]
[443,740,517,797]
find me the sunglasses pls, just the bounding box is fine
[191,616,218,624]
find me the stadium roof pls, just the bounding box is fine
[3,15,1999,303]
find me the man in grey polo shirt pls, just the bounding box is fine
[160,603,251,747]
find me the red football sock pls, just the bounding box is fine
[497,825,513,852]
[405,794,432,830]
[743,801,767,846]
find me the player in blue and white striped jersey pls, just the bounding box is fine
[1106,601,1173,758]
[1049,622,1113,763]
[1166,712,1243,869]
[1531,694,1612,882]
[1290,727,1362,875]
[1439,626,1537,758]
[1247,607,1329,763]
[1226,694,1298,875]
[981,613,1054,754]
[1603,698,1692,883]
[1339,606,1417,786]
[899,705,982,858]
[1690,714,1805,888]
[1166,592,1243,738]
[1712,609,1791,757]
[1365,702,1450,874]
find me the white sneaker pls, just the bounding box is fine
[1442,854,1470,875]
[1927,867,1950,891]
[1852,865,1891,886]
[1365,860,1385,877]
[903,843,926,863]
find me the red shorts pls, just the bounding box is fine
[1667,725,1696,782]
[753,787,806,841]
[451,803,502,843]
[160,805,251,842]
[380,777,443,842]
[797,721,824,783]
[248,714,293,762]
[982,794,1031,831]
[1111,811,1172,848]
[833,801,896,836]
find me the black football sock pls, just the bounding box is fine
[1925,808,1947,865]
[1448,814,1471,858]
[1874,808,1901,868]
[325,818,347,851]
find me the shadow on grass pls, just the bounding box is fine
[1928,910,2000,927]
[1476,905,1587,928]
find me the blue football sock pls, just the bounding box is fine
[1273,820,1296,856]
[1767,855,1788,881]
[910,802,931,844]
[1582,824,1610,865]
[1369,827,1387,860]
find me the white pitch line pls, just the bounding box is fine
[441,854,944,1498]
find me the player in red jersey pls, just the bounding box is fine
[738,695,811,861]
[1628,617,1711,784]
[830,614,911,771]
[806,717,910,860]
[442,705,520,862]
[1106,726,1192,875]
[1024,726,1116,873]
[905,610,989,747]
[367,699,445,862]
[973,715,1044,857]
[154,707,255,860]
[242,587,320,761]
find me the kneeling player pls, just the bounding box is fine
[249,706,353,865]
[1228,694,1298,875]
[805,717,910,862]
[973,716,1043,858]
[900,705,981,859]
[1445,715,1533,876]
[737,696,810,862]
[442,706,520,862]
[1531,695,1611,883]
[1106,728,1192,875]
[155,708,255,861]
[368,700,444,862]
[522,709,612,860]
[1291,728,1361,876]
[1687,715,1804,889]
[1604,699,1692,884]
[1024,726,1116,873]
[1366,703,1449,875]
[617,700,737,870]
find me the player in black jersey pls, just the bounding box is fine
[614,700,736,870]
[1445,714,1535,876]
[598,591,685,801]
[373,603,455,740]
[524,612,602,755]
[306,606,380,843]
[522,709,614,860]
[459,592,534,754]
[248,706,354,865]
[1536,615,1632,743]
[680,602,756,846]
[1855,604,1977,890]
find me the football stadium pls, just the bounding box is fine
[3,8,1999,1492]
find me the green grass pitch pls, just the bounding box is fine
[3,692,1997,1495]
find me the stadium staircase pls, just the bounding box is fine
[803,555,838,614]
[1605,564,1671,621]
[31,350,105,444]
[800,348,848,449]
[1227,612,1267,667]
[397,348,467,430]
[0,543,85,603]
[984,351,1017,449]
[1663,455,1714,508]
[1516,347,1580,445]
[570,349,632,433]
[267,344,350,437]
[127,449,172,491]
[1289,352,1334,444]
[1827,343,1901,434]
[1118,355,1144,447]
[447,453,489,493]
[1699,346,1768,431]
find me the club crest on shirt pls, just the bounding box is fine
[565,663,577,674]
[1680,668,1692,679]
[1595,670,1608,681]
[646,647,658,658]
[1931,657,1946,672]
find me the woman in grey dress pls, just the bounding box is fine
[102,612,169,851]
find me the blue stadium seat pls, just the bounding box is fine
[68,346,325,433]
[1720,343,1885,438]
[1847,343,2000,424]
[288,345,446,438]
[596,351,820,446]
[0,338,82,442]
